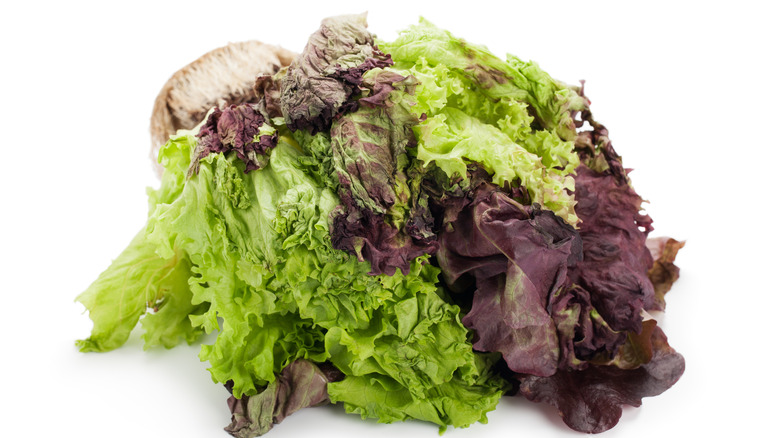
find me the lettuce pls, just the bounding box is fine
[77,13,685,437]
[380,19,584,224]
[224,360,331,438]
[437,185,582,377]
[517,324,684,433]
[74,228,202,352]
[80,123,505,432]
[279,13,393,133]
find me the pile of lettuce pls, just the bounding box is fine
[76,14,685,436]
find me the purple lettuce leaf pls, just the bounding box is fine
[330,207,437,276]
[224,360,334,438]
[513,97,685,432]
[329,75,415,215]
[328,71,438,276]
[572,85,627,181]
[436,184,582,376]
[646,237,686,310]
[430,92,685,432]
[279,13,394,134]
[253,69,285,121]
[549,284,626,370]
[567,158,655,333]
[516,324,684,433]
[189,104,277,176]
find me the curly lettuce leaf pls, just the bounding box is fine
[190,104,278,176]
[329,354,504,430]
[567,164,655,333]
[147,134,336,396]
[437,184,581,376]
[415,107,577,224]
[379,18,584,224]
[380,19,585,139]
[142,127,506,427]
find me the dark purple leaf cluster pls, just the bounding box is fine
[437,185,582,377]
[189,103,277,176]
[517,323,684,433]
[429,111,685,433]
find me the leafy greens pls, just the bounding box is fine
[76,13,685,436]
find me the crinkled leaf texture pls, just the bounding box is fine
[328,69,438,276]
[191,104,278,176]
[280,13,393,133]
[79,124,506,434]
[380,18,585,225]
[567,164,655,333]
[437,184,582,377]
[77,14,686,437]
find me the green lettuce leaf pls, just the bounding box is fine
[76,132,209,353]
[75,229,199,352]
[379,18,584,224]
[415,107,577,224]
[140,127,507,426]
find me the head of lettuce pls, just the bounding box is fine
[76,13,685,436]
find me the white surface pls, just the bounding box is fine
[2,1,778,436]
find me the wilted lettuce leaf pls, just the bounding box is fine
[224,360,331,438]
[280,13,393,133]
[647,237,686,310]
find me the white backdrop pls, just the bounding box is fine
[2,1,778,436]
